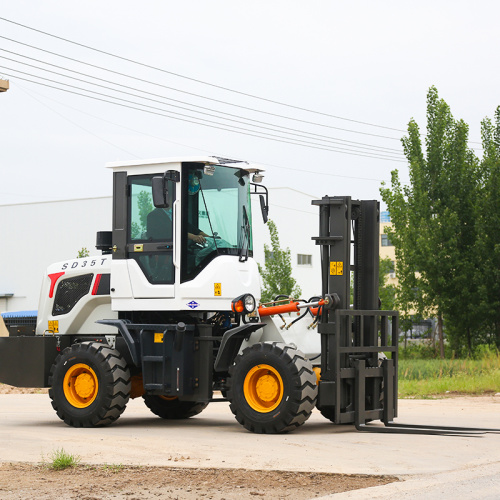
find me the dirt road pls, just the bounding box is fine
[0,391,498,499]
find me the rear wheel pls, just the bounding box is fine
[48,342,130,427]
[143,395,208,419]
[227,342,317,434]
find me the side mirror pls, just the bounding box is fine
[152,176,169,208]
[260,194,269,224]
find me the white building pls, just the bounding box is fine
[0,187,322,314]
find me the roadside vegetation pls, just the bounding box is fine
[43,448,81,470]
[381,87,500,357]
[398,344,500,398]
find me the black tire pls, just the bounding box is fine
[227,342,318,434]
[143,395,208,419]
[48,342,131,427]
[318,405,336,422]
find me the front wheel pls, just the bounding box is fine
[227,342,318,434]
[48,342,131,427]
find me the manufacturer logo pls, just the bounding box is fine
[187,301,200,309]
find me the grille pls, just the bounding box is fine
[52,274,93,316]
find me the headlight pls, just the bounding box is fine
[231,294,256,314]
[244,294,256,313]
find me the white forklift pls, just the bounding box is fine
[0,157,322,433]
[2,156,493,436]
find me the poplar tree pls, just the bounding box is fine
[258,220,302,303]
[476,107,500,347]
[381,87,480,356]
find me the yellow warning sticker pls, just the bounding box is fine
[330,262,344,276]
[214,283,222,296]
[154,333,164,343]
[48,320,59,333]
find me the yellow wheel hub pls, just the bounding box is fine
[243,364,284,412]
[63,363,98,408]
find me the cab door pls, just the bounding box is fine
[126,174,176,298]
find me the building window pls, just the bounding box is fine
[297,254,312,266]
[381,234,393,247]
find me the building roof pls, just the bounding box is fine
[1,310,37,318]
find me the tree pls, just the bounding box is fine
[257,220,302,303]
[476,107,500,348]
[381,86,481,356]
[131,190,154,239]
[379,257,396,311]
[77,247,90,258]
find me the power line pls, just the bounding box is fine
[0,49,405,156]
[20,84,222,156]
[18,85,140,158]
[0,16,408,133]
[2,69,406,162]
[0,19,484,148]
[0,54,404,158]
[21,83,400,184]
[0,35,405,142]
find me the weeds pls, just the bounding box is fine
[398,349,500,397]
[102,463,124,472]
[43,448,81,470]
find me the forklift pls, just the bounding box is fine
[0,156,497,435]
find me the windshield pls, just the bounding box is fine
[181,164,253,282]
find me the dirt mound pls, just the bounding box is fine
[0,384,48,395]
[0,463,397,499]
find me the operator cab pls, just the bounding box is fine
[105,156,267,312]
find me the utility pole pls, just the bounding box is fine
[0,79,9,92]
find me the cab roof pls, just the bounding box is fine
[106,156,263,173]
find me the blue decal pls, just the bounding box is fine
[187,301,200,309]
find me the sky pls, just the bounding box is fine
[1,1,499,208]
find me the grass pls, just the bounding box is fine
[44,448,81,470]
[101,463,124,473]
[398,351,500,398]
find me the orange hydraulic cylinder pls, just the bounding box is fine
[258,299,326,317]
[258,301,300,317]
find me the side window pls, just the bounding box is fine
[129,176,175,242]
[381,234,393,247]
[128,175,176,284]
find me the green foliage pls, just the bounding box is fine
[102,463,124,472]
[475,107,500,348]
[131,190,154,239]
[77,247,90,258]
[399,342,440,360]
[45,448,81,470]
[381,87,500,355]
[257,220,302,303]
[379,257,396,310]
[398,349,500,397]
[138,190,153,230]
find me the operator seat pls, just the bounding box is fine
[142,208,174,283]
[146,208,173,241]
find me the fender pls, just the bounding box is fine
[214,322,265,372]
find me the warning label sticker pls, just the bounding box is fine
[48,320,59,333]
[154,333,164,343]
[330,262,344,276]
[214,283,222,296]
